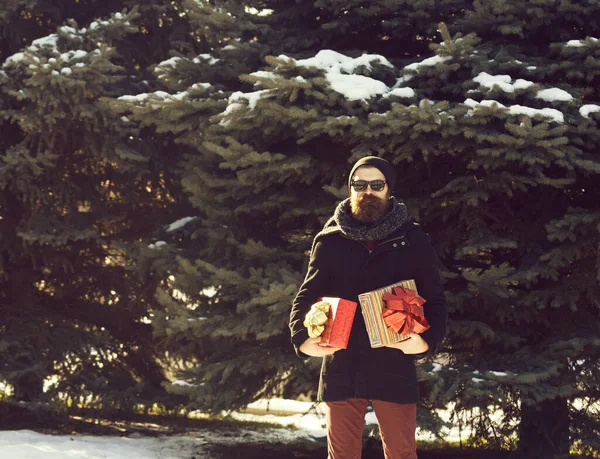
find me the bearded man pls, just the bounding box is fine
[289,156,448,459]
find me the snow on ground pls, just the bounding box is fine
[236,398,475,443]
[0,426,313,459]
[0,398,480,458]
[0,402,322,459]
[0,430,191,459]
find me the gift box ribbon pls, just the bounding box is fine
[304,301,331,338]
[382,287,430,335]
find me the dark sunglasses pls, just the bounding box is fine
[350,180,387,192]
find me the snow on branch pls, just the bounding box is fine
[473,72,534,93]
[292,50,394,101]
[294,49,393,73]
[564,37,599,47]
[219,89,272,124]
[253,50,412,102]
[580,104,600,118]
[464,98,564,123]
[326,74,389,101]
[535,88,574,102]
[404,54,451,72]
[166,217,196,232]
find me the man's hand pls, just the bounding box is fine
[384,333,429,354]
[299,337,342,357]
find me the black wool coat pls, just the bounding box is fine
[289,220,448,404]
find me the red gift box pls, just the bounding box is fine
[317,297,357,349]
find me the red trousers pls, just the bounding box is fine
[325,399,417,459]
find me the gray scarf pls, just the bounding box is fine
[311,197,409,255]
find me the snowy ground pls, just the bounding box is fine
[0,426,317,459]
[0,399,466,458]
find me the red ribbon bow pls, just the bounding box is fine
[382,286,430,335]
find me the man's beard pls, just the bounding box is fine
[350,194,390,223]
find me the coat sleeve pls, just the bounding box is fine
[411,228,448,355]
[289,238,331,358]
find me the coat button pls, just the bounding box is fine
[393,243,398,248]
[401,241,406,246]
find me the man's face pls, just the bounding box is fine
[350,166,390,223]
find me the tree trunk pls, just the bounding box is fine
[11,372,44,402]
[518,397,570,458]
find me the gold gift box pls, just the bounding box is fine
[358,280,417,348]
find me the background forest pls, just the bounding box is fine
[1,1,599,458]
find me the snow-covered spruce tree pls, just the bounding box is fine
[394,31,600,458]
[431,2,600,455]
[110,0,283,414]
[0,6,185,412]
[119,0,468,422]
[119,1,599,456]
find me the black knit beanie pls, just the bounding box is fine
[348,156,397,192]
